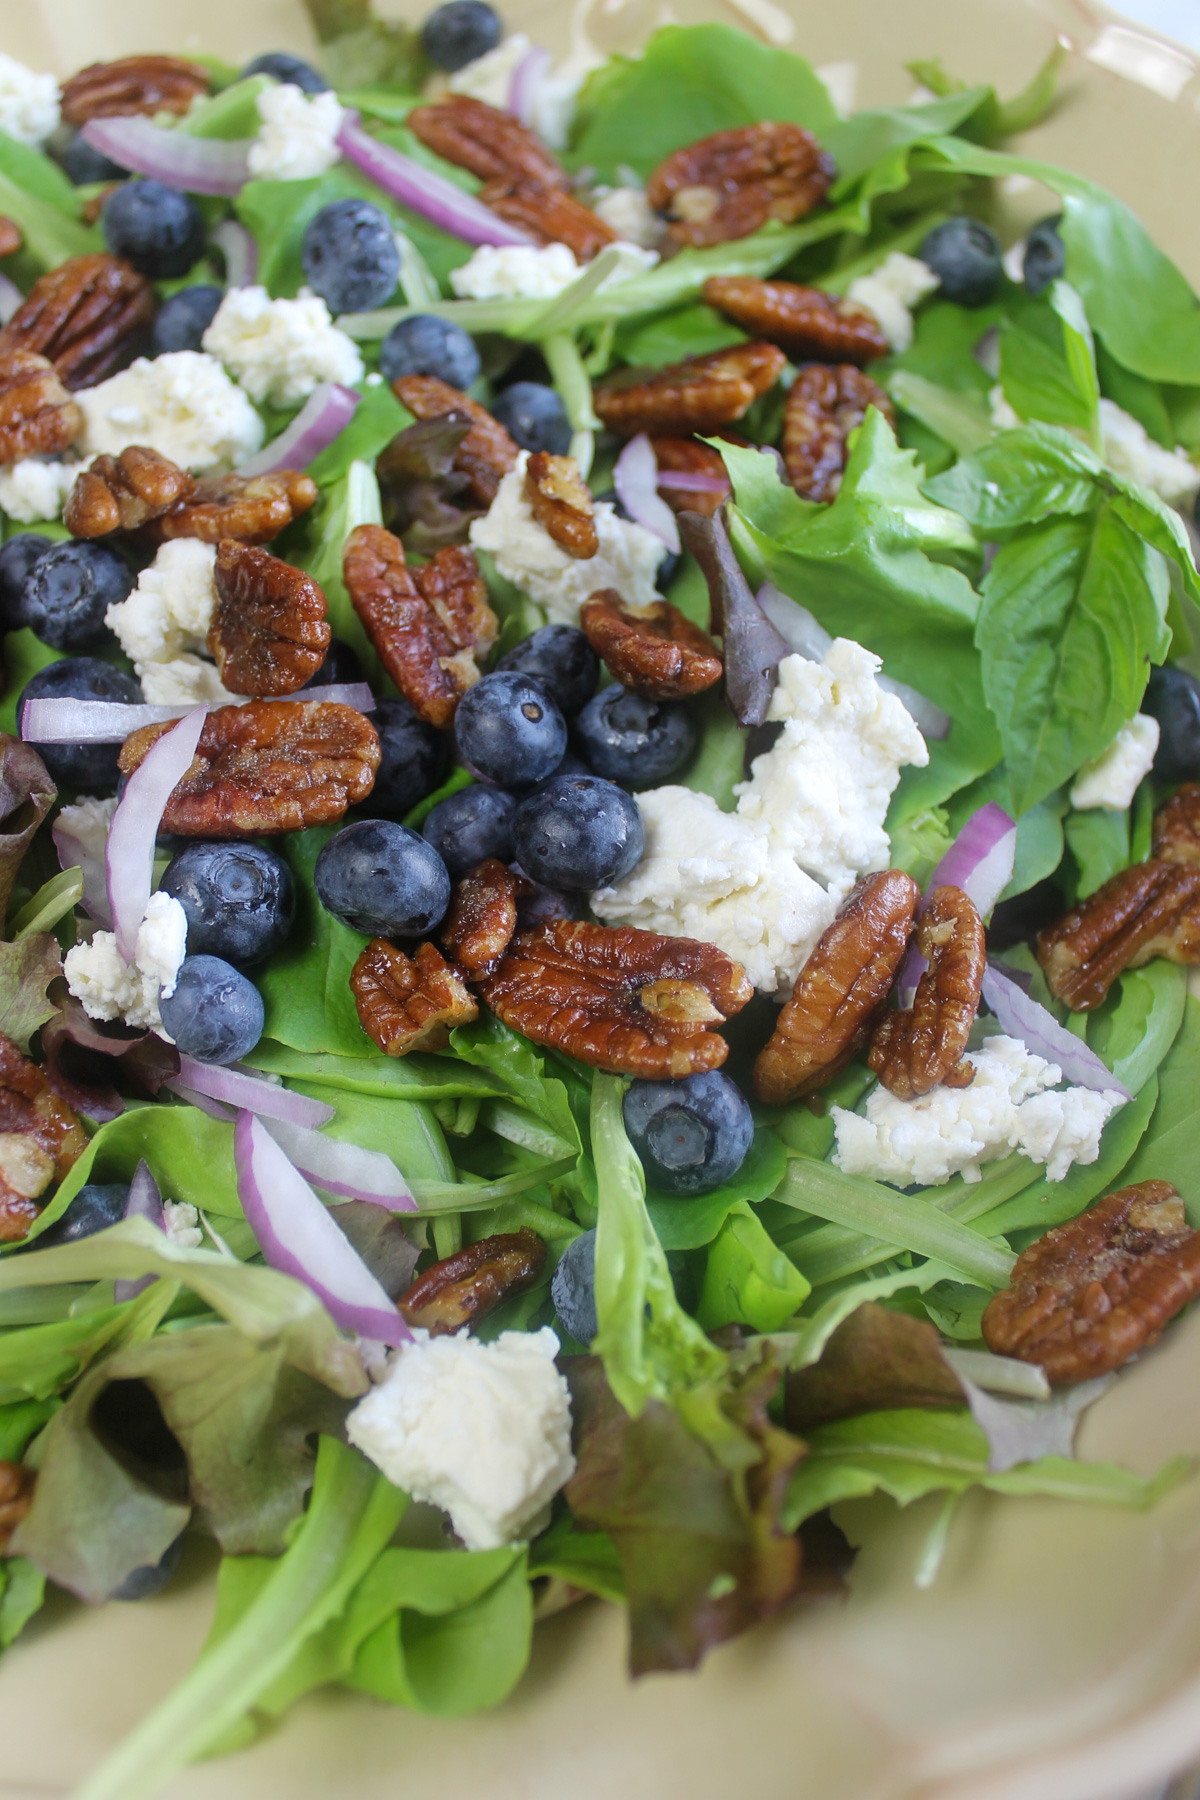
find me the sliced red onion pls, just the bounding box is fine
[0,273,22,326]
[105,708,207,963]
[656,470,730,495]
[679,510,788,726]
[614,434,680,554]
[234,1110,412,1345]
[237,383,360,477]
[212,217,258,288]
[508,43,552,126]
[115,1160,165,1302]
[172,1055,335,1127]
[337,113,534,248]
[23,688,376,744]
[261,1116,416,1212]
[52,808,112,927]
[170,1082,237,1122]
[898,801,1018,1002]
[981,962,1132,1099]
[80,116,252,196]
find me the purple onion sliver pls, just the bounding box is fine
[81,116,252,196]
[614,433,680,553]
[336,114,535,248]
[261,1115,416,1212]
[655,470,731,494]
[927,801,1017,919]
[105,708,207,963]
[508,43,552,125]
[52,810,112,927]
[167,1080,238,1123]
[212,217,258,288]
[175,1055,335,1128]
[115,1159,164,1302]
[0,272,21,326]
[981,963,1132,1099]
[299,681,376,709]
[236,383,360,477]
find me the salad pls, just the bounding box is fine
[1,5,1200,1794]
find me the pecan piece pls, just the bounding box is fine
[1152,784,1200,867]
[0,1033,87,1244]
[351,938,478,1055]
[0,1460,35,1553]
[651,435,731,517]
[1037,859,1200,1012]
[441,859,525,979]
[64,444,196,537]
[754,871,922,1105]
[478,179,617,261]
[479,920,752,1078]
[868,887,985,1100]
[207,541,331,697]
[119,701,380,837]
[982,1180,1200,1384]
[343,523,497,727]
[0,218,21,260]
[408,94,565,187]
[150,469,318,546]
[703,276,889,364]
[647,123,835,249]
[580,590,723,700]
[0,348,82,463]
[524,452,598,558]
[595,342,787,439]
[390,375,519,509]
[783,363,896,502]
[399,1228,547,1335]
[61,55,210,125]
[0,254,155,390]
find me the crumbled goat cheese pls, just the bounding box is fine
[592,186,667,250]
[470,450,663,624]
[106,538,218,668]
[1070,713,1160,812]
[55,795,118,864]
[163,1201,203,1250]
[64,892,189,1034]
[0,458,78,524]
[203,285,364,406]
[831,1034,1126,1187]
[247,83,344,181]
[75,352,264,473]
[0,52,59,148]
[847,252,940,354]
[346,1326,575,1550]
[990,386,1200,507]
[445,33,584,149]
[138,655,240,706]
[450,239,657,302]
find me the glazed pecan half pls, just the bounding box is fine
[982,1180,1200,1384]
[119,701,380,837]
[1037,859,1200,1011]
[647,123,835,249]
[0,1033,87,1245]
[343,523,497,727]
[408,94,564,187]
[594,342,787,438]
[399,1228,547,1335]
[651,436,732,517]
[0,254,155,390]
[61,54,210,125]
[478,178,618,262]
[208,541,331,697]
[1152,784,1200,867]
[0,348,83,464]
[703,276,889,364]
[479,920,753,1078]
[390,374,519,508]
[868,886,985,1100]
[351,938,478,1055]
[0,219,21,260]
[150,469,319,546]
[0,1460,35,1553]
[754,870,922,1105]
[64,444,196,537]
[580,590,723,700]
[524,452,598,558]
[441,859,524,979]
[783,363,896,502]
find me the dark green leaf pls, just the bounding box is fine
[257,824,375,1056]
[696,1203,811,1332]
[646,1126,788,1250]
[1118,995,1200,1208]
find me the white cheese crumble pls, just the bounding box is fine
[64,892,189,1034]
[450,238,657,302]
[831,1035,1126,1187]
[990,386,1200,507]
[592,186,666,251]
[138,654,240,707]
[55,794,118,863]
[1070,713,1160,811]
[203,285,363,407]
[75,352,265,473]
[246,83,344,182]
[346,1326,575,1550]
[163,1201,203,1250]
[445,33,584,149]
[846,252,940,354]
[0,457,78,524]
[106,538,218,668]
[0,52,59,148]
[470,449,663,624]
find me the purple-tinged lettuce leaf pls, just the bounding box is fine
[0,735,55,932]
[0,933,61,1051]
[786,1302,966,1429]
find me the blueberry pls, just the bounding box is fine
[1143,664,1200,782]
[302,199,401,316]
[623,1071,753,1196]
[366,697,451,818]
[0,532,54,630]
[1023,214,1065,297]
[379,314,481,389]
[20,539,133,651]
[112,1532,186,1602]
[574,687,697,789]
[158,956,265,1064]
[18,658,142,791]
[514,874,580,928]
[59,131,126,185]
[240,51,330,93]
[151,284,223,356]
[102,180,206,280]
[454,669,567,787]
[314,818,450,937]
[161,842,294,967]
[422,784,515,876]
[512,773,643,890]
[919,217,1003,307]
[419,0,503,71]
[551,1229,597,1345]
[497,625,598,716]
[492,382,571,455]
[302,637,365,689]
[34,1181,128,1246]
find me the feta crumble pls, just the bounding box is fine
[247,83,344,182]
[106,538,219,668]
[450,239,657,302]
[64,892,189,1034]
[846,252,940,354]
[990,386,1200,508]
[138,655,240,707]
[592,186,666,251]
[163,1201,204,1250]
[346,1326,576,1550]
[1070,713,1160,811]
[54,794,118,867]
[75,352,265,473]
[203,285,363,406]
[0,52,59,149]
[0,457,78,524]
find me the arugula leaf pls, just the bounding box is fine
[257,823,374,1057]
[696,1203,811,1333]
[1084,962,1186,1098]
[0,932,60,1050]
[0,735,55,930]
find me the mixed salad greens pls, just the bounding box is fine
[2,8,1200,1796]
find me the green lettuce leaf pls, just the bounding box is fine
[696,1204,811,1333]
[1064,805,1130,899]
[784,1301,966,1429]
[646,1125,788,1251]
[1118,994,1200,1208]
[0,131,98,272]
[0,1557,45,1651]
[998,281,1100,446]
[0,930,60,1050]
[257,823,375,1056]
[0,628,62,735]
[291,460,388,682]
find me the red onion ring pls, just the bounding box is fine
[656,469,731,494]
[22,686,376,744]
[80,116,252,196]
[981,961,1132,1100]
[212,217,258,288]
[614,433,680,553]
[237,382,360,476]
[104,707,207,963]
[261,1116,416,1211]
[508,44,552,126]
[898,801,1017,1002]
[171,1083,237,1122]
[168,1057,336,1128]
[336,112,535,248]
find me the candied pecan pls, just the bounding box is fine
[351,938,478,1056]
[479,920,752,1078]
[650,436,731,517]
[647,123,835,249]
[595,342,787,438]
[408,95,564,188]
[0,254,155,390]
[868,886,985,1100]
[1037,859,1200,1012]
[61,55,210,126]
[524,452,598,558]
[0,1033,87,1243]
[119,701,380,837]
[0,1460,35,1553]
[399,1228,547,1335]
[0,348,82,463]
[982,1181,1200,1384]
[478,179,618,261]
[343,523,497,727]
[390,375,519,508]
[703,276,889,364]
[1152,784,1200,866]
[580,590,723,700]
[64,444,196,538]
[0,218,20,260]
[149,469,318,546]
[207,541,331,697]
[784,363,895,502]
[754,871,922,1105]
[441,859,526,979]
